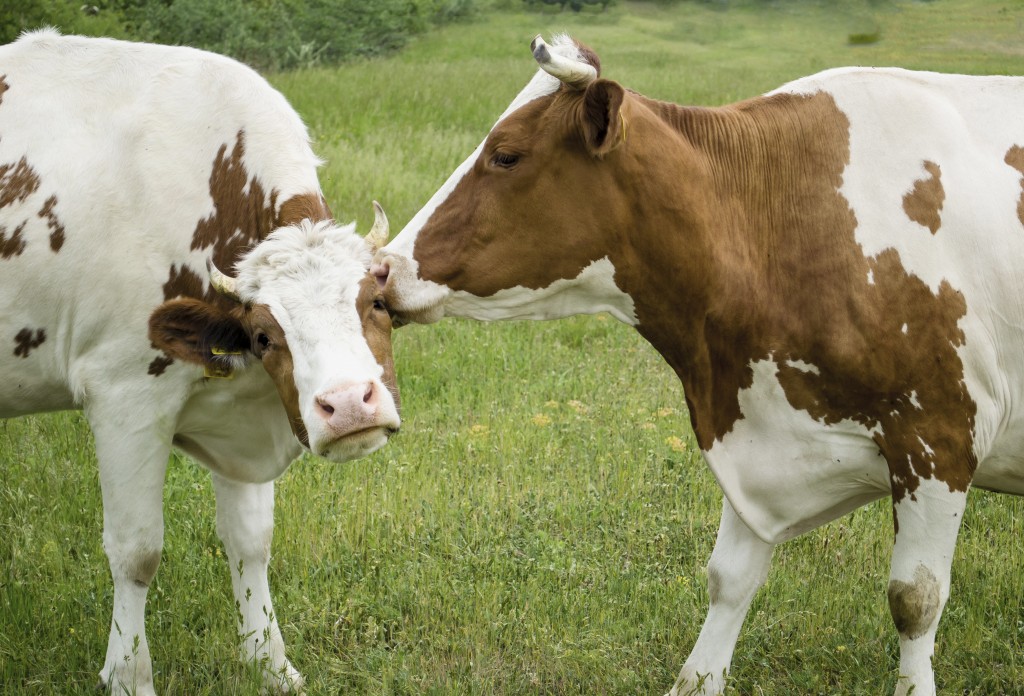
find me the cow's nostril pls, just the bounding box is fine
[363,383,374,404]
[317,398,335,416]
[371,261,390,289]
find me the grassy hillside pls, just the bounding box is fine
[4,1,1024,694]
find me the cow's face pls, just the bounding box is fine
[150,215,400,463]
[373,35,638,326]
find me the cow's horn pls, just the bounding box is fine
[366,201,389,251]
[207,259,241,302]
[531,35,597,90]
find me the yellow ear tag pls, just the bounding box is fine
[205,346,243,379]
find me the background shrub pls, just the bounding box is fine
[1,0,483,70]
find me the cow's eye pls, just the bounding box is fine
[255,332,271,352]
[372,297,387,312]
[491,151,519,168]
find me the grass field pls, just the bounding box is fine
[4,1,1024,694]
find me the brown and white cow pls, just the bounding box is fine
[373,34,1024,695]
[0,30,400,694]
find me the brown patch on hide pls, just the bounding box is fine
[13,328,45,357]
[38,195,65,252]
[902,161,944,234]
[0,157,40,209]
[1005,145,1024,226]
[190,129,277,276]
[148,356,174,376]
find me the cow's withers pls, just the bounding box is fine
[0,30,398,695]
[373,34,1024,696]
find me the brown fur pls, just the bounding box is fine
[1004,145,1024,226]
[902,161,944,234]
[0,156,40,259]
[13,327,45,358]
[358,275,399,409]
[38,194,65,252]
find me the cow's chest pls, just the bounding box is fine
[701,359,891,544]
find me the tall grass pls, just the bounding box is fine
[3,1,1024,694]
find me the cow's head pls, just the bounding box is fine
[149,205,400,463]
[372,35,638,326]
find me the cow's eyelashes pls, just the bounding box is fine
[491,151,520,169]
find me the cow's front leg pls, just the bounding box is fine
[212,473,302,693]
[888,479,968,696]
[670,498,775,696]
[92,418,170,696]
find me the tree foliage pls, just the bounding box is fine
[1,0,480,70]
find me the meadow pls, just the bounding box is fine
[4,0,1024,693]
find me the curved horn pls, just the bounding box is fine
[366,200,390,251]
[207,259,241,302]
[531,35,597,90]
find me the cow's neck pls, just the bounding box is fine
[611,90,858,451]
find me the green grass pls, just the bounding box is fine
[4,1,1024,693]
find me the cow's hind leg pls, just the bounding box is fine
[670,498,775,696]
[887,479,968,696]
[212,473,303,693]
[90,409,171,696]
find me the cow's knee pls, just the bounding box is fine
[217,508,273,564]
[706,545,769,609]
[105,538,162,588]
[887,564,940,639]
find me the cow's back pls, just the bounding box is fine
[0,30,321,416]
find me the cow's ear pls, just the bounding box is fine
[580,78,626,156]
[148,298,249,366]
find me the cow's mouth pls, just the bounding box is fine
[315,424,398,462]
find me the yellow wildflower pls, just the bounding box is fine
[665,435,686,452]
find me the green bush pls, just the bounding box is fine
[1,0,484,70]
[1,0,129,45]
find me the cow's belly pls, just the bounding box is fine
[974,428,1024,495]
[703,359,890,544]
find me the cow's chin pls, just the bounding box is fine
[312,427,394,463]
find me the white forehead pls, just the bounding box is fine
[234,219,371,310]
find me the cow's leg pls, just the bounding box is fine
[670,498,775,696]
[888,479,968,696]
[91,416,170,696]
[212,473,303,693]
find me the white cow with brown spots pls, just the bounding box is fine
[0,30,400,694]
[374,34,1024,695]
